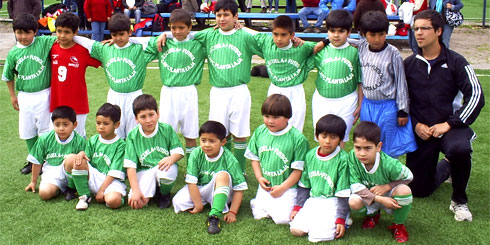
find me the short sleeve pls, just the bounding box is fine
[108,141,126,180]
[167,125,184,157]
[348,150,366,193]
[298,153,311,188]
[244,130,259,160]
[291,135,309,170]
[185,148,200,184]
[26,136,46,165]
[226,152,248,191]
[2,51,16,81]
[334,153,351,198]
[123,136,138,169]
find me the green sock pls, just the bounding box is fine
[209,186,230,217]
[185,147,196,161]
[393,194,413,224]
[65,170,75,189]
[233,141,247,173]
[25,136,38,152]
[159,178,175,195]
[72,170,90,196]
[351,206,367,216]
[224,136,232,150]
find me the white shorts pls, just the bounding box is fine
[107,89,142,139]
[128,164,178,199]
[87,163,127,196]
[209,85,251,138]
[173,171,233,213]
[350,188,396,215]
[268,83,306,132]
[50,114,87,138]
[39,162,68,193]
[17,88,51,139]
[159,85,199,139]
[289,197,339,242]
[250,186,297,225]
[312,90,358,142]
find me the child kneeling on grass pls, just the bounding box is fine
[289,114,350,242]
[348,121,413,243]
[64,103,126,210]
[173,121,248,234]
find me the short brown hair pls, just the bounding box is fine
[272,15,294,34]
[353,121,381,145]
[261,94,292,119]
[169,9,192,26]
[133,94,158,116]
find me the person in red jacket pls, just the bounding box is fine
[84,0,112,41]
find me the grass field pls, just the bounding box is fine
[0,61,488,244]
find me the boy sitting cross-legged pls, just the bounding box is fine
[173,121,248,234]
[348,121,414,243]
[124,94,184,209]
[64,103,127,210]
[289,114,350,242]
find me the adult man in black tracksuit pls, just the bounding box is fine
[404,10,484,222]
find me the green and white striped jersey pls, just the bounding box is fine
[27,130,86,166]
[85,134,126,180]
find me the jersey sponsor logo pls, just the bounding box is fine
[46,152,68,161]
[258,146,289,164]
[308,170,335,197]
[319,56,354,84]
[161,47,196,73]
[68,56,80,68]
[52,54,59,59]
[266,58,301,83]
[361,62,384,91]
[93,152,112,166]
[15,55,45,81]
[139,146,169,167]
[262,164,289,177]
[208,43,243,70]
[105,57,137,84]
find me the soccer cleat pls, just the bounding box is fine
[361,211,380,229]
[388,223,409,243]
[20,162,32,175]
[158,193,172,209]
[65,187,78,201]
[207,215,221,234]
[76,195,91,211]
[449,201,473,222]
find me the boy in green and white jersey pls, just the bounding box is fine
[73,13,154,139]
[245,94,309,225]
[289,114,350,242]
[124,94,184,209]
[348,121,413,243]
[64,103,126,210]
[173,121,248,234]
[2,13,57,174]
[24,106,86,201]
[254,15,316,132]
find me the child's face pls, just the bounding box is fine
[353,137,382,166]
[55,26,77,47]
[215,9,237,32]
[111,30,131,47]
[170,22,191,41]
[263,115,289,132]
[14,29,35,46]
[53,118,77,140]
[199,133,226,158]
[96,115,119,140]
[272,27,293,48]
[135,109,159,135]
[365,31,387,50]
[327,28,350,47]
[317,133,341,155]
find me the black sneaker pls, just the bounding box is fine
[20,162,32,175]
[207,215,221,234]
[65,187,78,201]
[158,193,172,209]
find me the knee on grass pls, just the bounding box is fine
[290,228,306,237]
[39,184,59,200]
[105,192,123,209]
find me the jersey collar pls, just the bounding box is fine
[329,42,349,49]
[55,131,75,144]
[173,36,190,42]
[205,147,224,162]
[279,41,293,50]
[98,134,120,144]
[115,42,131,49]
[16,37,35,48]
[138,124,159,138]
[315,146,340,161]
[268,123,292,136]
[219,28,237,35]
[361,152,381,174]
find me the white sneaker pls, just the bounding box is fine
[76,195,91,211]
[449,201,472,222]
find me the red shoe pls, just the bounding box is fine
[388,223,409,243]
[361,212,380,229]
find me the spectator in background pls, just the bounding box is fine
[246,0,267,13]
[429,0,463,48]
[286,0,297,13]
[300,0,327,33]
[408,0,428,53]
[112,0,125,13]
[7,0,42,20]
[64,0,78,12]
[353,0,384,31]
[123,0,144,24]
[332,0,356,13]
[77,0,91,30]
[84,0,112,41]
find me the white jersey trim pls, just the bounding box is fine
[291,160,304,171]
[124,159,137,169]
[55,131,75,145]
[27,154,41,165]
[244,148,259,161]
[233,182,248,191]
[170,147,185,156]
[98,134,121,144]
[205,147,224,162]
[361,152,380,174]
[138,124,158,138]
[108,169,125,180]
[315,146,341,161]
[350,183,367,193]
[268,123,292,136]
[185,174,198,184]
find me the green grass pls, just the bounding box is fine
[0,63,489,244]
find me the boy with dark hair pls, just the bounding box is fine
[124,94,184,209]
[64,103,126,210]
[173,121,248,234]
[348,121,414,243]
[245,94,309,225]
[3,13,58,174]
[253,15,316,132]
[290,114,350,242]
[24,106,86,201]
[74,13,154,139]
[312,9,362,147]
[50,12,101,138]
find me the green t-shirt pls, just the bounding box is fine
[85,134,126,180]
[314,43,361,98]
[2,36,57,92]
[27,130,86,166]
[299,146,350,198]
[145,36,205,87]
[254,33,315,87]
[245,124,309,187]
[348,150,413,193]
[194,27,262,87]
[124,123,184,171]
[186,147,247,190]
